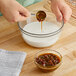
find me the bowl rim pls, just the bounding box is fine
[17,10,64,38]
[34,49,62,68]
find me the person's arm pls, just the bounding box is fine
[0,0,30,22]
[50,0,72,23]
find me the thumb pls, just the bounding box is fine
[19,6,30,17]
[12,11,27,22]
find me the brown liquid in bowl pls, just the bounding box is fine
[36,53,61,67]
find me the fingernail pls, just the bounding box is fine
[57,16,62,22]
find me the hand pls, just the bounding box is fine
[0,0,30,22]
[51,0,72,23]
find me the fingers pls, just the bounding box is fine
[51,4,62,22]
[18,4,30,17]
[15,5,30,22]
[12,7,30,22]
[51,1,72,23]
[20,8,30,17]
[0,0,30,22]
[12,11,27,22]
[12,2,30,22]
[61,5,72,23]
[17,14,27,22]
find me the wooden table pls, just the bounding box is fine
[0,0,76,76]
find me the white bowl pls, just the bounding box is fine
[18,10,64,47]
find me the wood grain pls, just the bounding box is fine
[0,0,76,76]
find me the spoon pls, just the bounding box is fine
[36,10,46,22]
